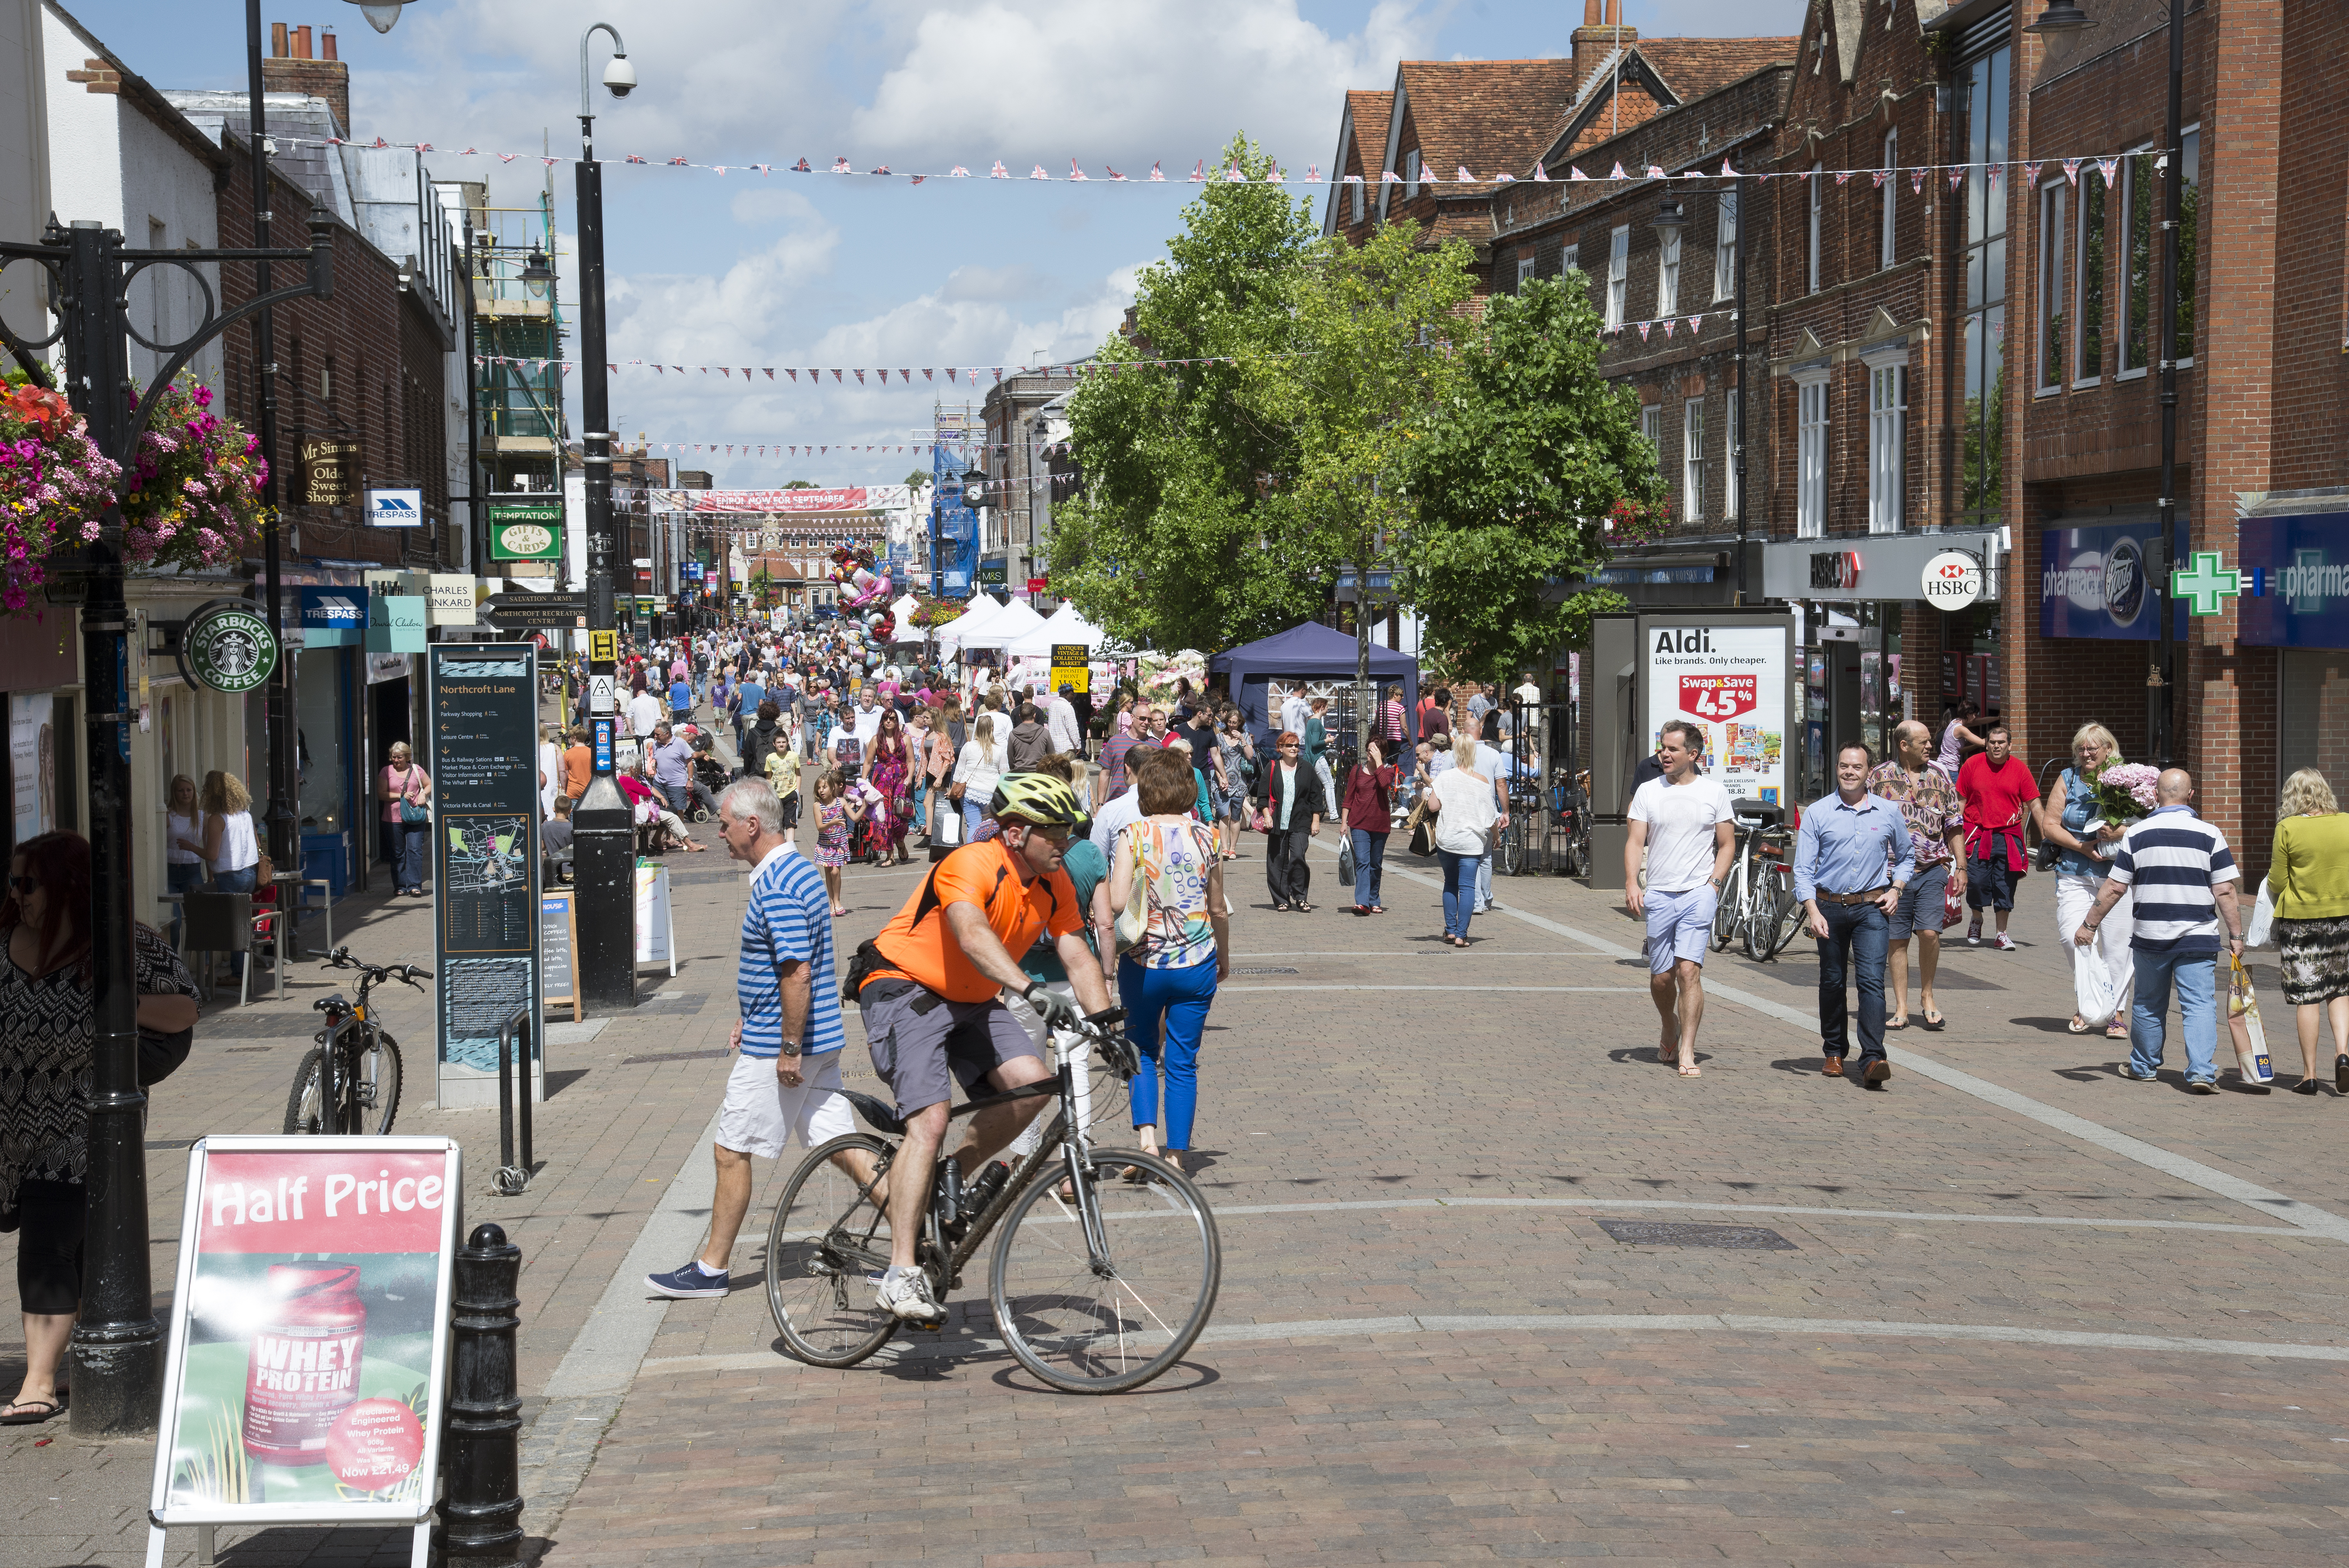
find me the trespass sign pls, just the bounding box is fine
[148,1136,459,1554]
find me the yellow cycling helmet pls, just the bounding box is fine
[989,772,1085,829]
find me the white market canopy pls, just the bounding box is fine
[931,593,1008,652]
[1005,600,1106,659]
[958,596,1046,648]
[890,592,922,624]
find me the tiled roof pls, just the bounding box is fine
[1394,59,1583,189]
[1345,88,1394,174]
[1540,36,1796,169]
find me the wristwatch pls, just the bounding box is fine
[778,1040,802,1057]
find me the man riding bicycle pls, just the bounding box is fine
[848,772,1112,1321]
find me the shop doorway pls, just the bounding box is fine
[370,675,412,870]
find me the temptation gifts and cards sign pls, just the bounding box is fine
[148,1137,462,1564]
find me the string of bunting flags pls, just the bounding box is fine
[295,130,2158,191]
[474,352,1297,384]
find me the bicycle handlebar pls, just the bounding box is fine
[321,946,433,986]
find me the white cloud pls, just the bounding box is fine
[855,0,1438,171]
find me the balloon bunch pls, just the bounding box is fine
[829,544,895,616]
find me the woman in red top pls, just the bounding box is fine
[1343,739,1401,915]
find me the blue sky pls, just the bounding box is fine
[67,0,1795,490]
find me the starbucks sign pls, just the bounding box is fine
[178,600,279,694]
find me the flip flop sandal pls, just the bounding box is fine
[1920,1012,1946,1031]
[1885,1016,1910,1031]
[0,1395,65,1425]
[2067,1016,2092,1033]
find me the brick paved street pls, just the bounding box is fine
[12,811,2349,1566]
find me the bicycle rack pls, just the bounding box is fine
[494,1005,535,1196]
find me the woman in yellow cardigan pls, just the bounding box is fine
[2270,768,2349,1094]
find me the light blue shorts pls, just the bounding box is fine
[1644,883,1717,973]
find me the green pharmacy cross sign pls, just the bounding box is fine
[2172,551,2244,617]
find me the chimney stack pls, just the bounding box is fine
[1573,0,1637,86]
[261,20,352,140]
[321,29,336,60]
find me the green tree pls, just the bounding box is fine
[1046,136,1323,650]
[1399,274,1659,676]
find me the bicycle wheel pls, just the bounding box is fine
[283,1048,326,1135]
[1497,819,1525,878]
[989,1148,1220,1394]
[766,1132,900,1368]
[1752,867,1804,960]
[1711,863,1743,950]
[352,1031,403,1135]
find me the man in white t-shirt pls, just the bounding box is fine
[1624,720,1737,1076]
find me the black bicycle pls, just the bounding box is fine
[283,946,430,1136]
[765,1007,1223,1394]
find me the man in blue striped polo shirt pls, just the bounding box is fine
[2075,768,2245,1093]
[647,777,854,1298]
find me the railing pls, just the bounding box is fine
[494,1005,535,1196]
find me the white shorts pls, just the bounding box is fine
[715,1050,855,1160]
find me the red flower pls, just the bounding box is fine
[4,385,72,435]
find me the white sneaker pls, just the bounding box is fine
[875,1267,942,1321]
[1995,932,2017,951]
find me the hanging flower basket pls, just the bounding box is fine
[909,597,966,629]
[118,374,268,575]
[1604,497,1670,543]
[0,374,121,611]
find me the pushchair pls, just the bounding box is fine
[688,736,729,822]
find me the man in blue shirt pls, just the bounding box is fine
[1793,741,1916,1088]
[647,778,855,1298]
[733,671,768,752]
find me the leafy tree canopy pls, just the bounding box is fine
[1398,274,1660,677]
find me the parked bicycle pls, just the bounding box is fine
[283,946,430,1135]
[764,1006,1223,1394]
[1711,802,1804,962]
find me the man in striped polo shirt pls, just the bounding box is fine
[647,777,854,1298]
[2075,768,2246,1093]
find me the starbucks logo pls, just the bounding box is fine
[180,601,279,694]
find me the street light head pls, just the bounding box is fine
[346,0,407,34]
[603,54,637,97]
[522,248,554,299]
[2024,0,2094,30]
[1650,197,1685,241]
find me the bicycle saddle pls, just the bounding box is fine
[841,1089,906,1136]
[311,994,351,1014]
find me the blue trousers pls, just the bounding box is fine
[214,864,258,978]
[1349,828,1388,907]
[1816,899,1889,1063]
[390,821,430,892]
[1438,849,1476,939]
[962,795,986,841]
[1119,955,1218,1150]
[166,861,207,946]
[2131,946,2219,1083]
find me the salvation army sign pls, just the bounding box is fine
[1921,549,1985,609]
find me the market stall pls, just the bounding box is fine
[1208,621,1420,750]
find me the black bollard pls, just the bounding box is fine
[439,1222,524,1558]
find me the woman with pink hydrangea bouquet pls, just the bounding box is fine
[2041,724,2159,1036]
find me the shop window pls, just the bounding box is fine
[1517,253,1536,292]
[1795,371,1829,538]
[1880,130,1898,269]
[1606,225,1629,328]
[1682,400,1704,522]
[1955,39,2010,534]
[1725,388,1741,519]
[2036,184,2066,393]
[1866,359,1907,533]
[2074,172,2105,383]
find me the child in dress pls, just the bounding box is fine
[811,769,864,917]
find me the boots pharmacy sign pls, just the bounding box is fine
[1642,615,1794,807]
[149,1136,459,1547]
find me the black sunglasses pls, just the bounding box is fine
[8,875,36,894]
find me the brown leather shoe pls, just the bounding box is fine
[1821,1055,1844,1077]
[1864,1059,1892,1088]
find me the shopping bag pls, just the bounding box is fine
[1338,839,1356,886]
[2226,953,2275,1085]
[2246,877,2276,948]
[1941,869,1966,930]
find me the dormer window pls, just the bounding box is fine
[1404,149,1421,198]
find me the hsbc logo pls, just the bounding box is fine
[1921,549,1985,608]
[1808,550,1862,591]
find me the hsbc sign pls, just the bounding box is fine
[1921,549,1985,608]
[1807,550,1862,591]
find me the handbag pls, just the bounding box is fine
[1113,825,1154,955]
[1407,799,1434,858]
[139,1026,194,1087]
[397,766,428,825]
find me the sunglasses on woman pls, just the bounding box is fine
[7,875,36,894]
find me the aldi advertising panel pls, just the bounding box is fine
[151,1137,459,1536]
[2039,521,2190,640]
[1641,615,1793,807]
